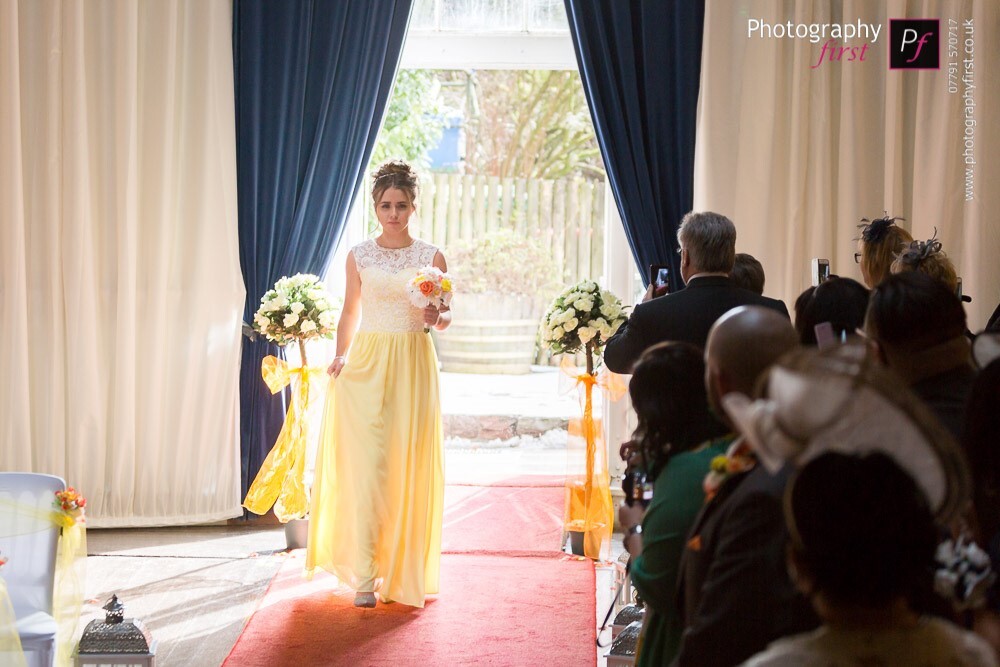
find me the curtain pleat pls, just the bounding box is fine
[0,0,244,527]
[695,0,1000,329]
[564,0,706,287]
[233,0,413,499]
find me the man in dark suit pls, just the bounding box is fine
[672,306,818,667]
[604,211,789,373]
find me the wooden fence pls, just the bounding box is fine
[366,173,606,286]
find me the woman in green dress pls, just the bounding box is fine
[618,342,731,666]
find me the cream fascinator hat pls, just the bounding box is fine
[721,343,970,523]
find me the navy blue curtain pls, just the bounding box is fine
[234,0,412,500]
[564,0,705,287]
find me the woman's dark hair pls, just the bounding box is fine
[793,276,869,345]
[731,253,765,295]
[629,342,727,478]
[865,271,967,351]
[963,359,1000,543]
[787,452,939,609]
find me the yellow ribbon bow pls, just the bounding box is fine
[243,355,326,523]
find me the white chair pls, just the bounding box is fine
[0,473,65,667]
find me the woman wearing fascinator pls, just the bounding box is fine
[723,345,998,666]
[890,229,960,294]
[855,214,913,289]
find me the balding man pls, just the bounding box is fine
[672,306,818,667]
[604,212,789,373]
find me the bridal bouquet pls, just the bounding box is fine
[253,274,338,346]
[541,281,628,357]
[408,267,454,332]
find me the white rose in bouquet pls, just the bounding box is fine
[253,273,341,346]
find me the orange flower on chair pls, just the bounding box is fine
[54,487,87,523]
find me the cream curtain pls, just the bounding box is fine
[0,0,245,526]
[695,0,1000,330]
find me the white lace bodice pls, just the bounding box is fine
[353,238,440,333]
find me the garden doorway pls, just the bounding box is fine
[325,0,637,542]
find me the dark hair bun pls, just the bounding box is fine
[372,159,417,184]
[371,159,418,201]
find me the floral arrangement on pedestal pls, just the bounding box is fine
[253,273,338,351]
[244,273,340,523]
[541,281,628,560]
[541,281,627,360]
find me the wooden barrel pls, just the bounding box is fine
[433,294,544,374]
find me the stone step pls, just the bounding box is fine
[442,413,567,440]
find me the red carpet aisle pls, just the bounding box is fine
[441,483,564,554]
[224,475,597,666]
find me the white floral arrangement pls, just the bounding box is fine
[541,280,628,355]
[253,273,339,345]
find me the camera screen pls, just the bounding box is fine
[649,265,670,297]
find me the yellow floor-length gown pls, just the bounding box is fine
[306,238,445,608]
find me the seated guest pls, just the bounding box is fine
[744,452,996,667]
[864,271,976,440]
[671,306,815,667]
[731,253,765,295]
[964,338,1000,657]
[793,276,869,346]
[604,212,789,373]
[891,233,960,293]
[856,214,913,289]
[966,336,1000,550]
[616,342,730,666]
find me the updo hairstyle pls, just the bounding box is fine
[890,233,959,293]
[857,215,913,288]
[371,159,419,206]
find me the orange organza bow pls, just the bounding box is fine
[558,356,627,404]
[558,356,625,560]
[243,356,326,523]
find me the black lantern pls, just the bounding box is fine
[75,594,157,667]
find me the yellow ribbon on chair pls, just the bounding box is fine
[560,356,626,560]
[243,355,326,523]
[0,577,26,667]
[0,497,86,667]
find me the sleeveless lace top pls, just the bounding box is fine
[353,238,440,333]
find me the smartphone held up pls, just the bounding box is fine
[810,258,831,286]
[649,264,671,298]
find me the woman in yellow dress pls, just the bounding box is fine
[306,160,450,608]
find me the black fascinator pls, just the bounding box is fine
[896,228,942,269]
[858,214,905,244]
